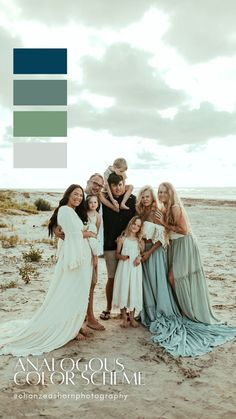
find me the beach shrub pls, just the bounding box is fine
[34,238,56,246]
[0,223,8,228]
[18,202,37,213]
[0,191,37,214]
[19,263,39,284]
[22,245,43,262]
[1,234,19,248]
[22,192,30,198]
[0,281,17,291]
[34,199,52,211]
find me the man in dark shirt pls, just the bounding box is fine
[100,173,136,320]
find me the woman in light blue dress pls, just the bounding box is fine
[136,185,236,357]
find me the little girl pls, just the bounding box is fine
[102,157,133,210]
[112,216,144,328]
[85,195,101,268]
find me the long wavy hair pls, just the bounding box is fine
[135,185,158,221]
[158,182,190,237]
[48,184,87,237]
[118,216,144,252]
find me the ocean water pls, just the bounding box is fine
[176,187,236,201]
[10,187,236,201]
[134,187,236,201]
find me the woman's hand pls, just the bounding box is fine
[120,255,129,261]
[53,225,65,240]
[154,210,165,226]
[141,251,151,263]
[83,231,97,239]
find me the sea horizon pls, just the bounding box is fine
[1,186,236,201]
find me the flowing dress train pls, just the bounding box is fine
[0,206,92,357]
[141,222,236,357]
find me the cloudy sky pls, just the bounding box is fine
[0,0,236,189]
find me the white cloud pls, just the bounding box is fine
[0,0,236,188]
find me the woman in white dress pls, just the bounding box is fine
[0,184,94,357]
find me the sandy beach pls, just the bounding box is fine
[0,190,236,419]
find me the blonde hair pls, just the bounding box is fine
[158,182,190,240]
[136,185,157,221]
[118,216,144,252]
[113,158,128,171]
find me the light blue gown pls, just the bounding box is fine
[141,222,236,357]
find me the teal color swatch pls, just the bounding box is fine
[14,80,67,106]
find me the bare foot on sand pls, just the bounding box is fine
[120,319,129,328]
[130,319,139,328]
[74,333,86,341]
[79,327,90,337]
[87,320,105,331]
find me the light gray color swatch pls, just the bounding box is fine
[13,143,67,168]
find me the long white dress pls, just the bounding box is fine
[87,213,99,256]
[112,238,142,313]
[0,205,92,357]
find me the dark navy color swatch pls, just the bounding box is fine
[13,48,67,74]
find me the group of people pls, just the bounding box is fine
[0,158,236,358]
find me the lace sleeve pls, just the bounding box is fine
[143,221,165,246]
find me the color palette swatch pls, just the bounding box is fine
[13,48,67,74]
[14,80,67,106]
[13,48,67,168]
[13,143,67,168]
[13,111,67,137]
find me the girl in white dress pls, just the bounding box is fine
[0,184,95,356]
[85,195,101,269]
[112,216,144,328]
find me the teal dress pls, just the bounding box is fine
[168,232,219,324]
[141,222,236,357]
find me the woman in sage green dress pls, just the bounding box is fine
[155,182,220,324]
[136,185,236,357]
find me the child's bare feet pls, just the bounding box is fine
[130,319,139,328]
[120,203,130,210]
[120,319,129,328]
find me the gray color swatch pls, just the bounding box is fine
[13,80,67,105]
[13,143,67,168]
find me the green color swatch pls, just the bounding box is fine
[13,111,67,137]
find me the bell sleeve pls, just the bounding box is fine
[57,206,85,271]
[143,221,166,247]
